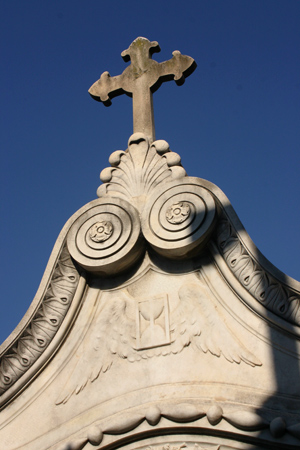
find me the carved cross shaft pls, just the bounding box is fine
[89,37,196,142]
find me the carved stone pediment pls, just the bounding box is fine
[1,144,300,448]
[1,213,299,449]
[1,38,300,450]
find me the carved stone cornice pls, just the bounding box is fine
[215,217,300,327]
[0,244,83,404]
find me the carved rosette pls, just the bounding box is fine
[67,133,218,273]
[89,221,113,242]
[166,202,191,224]
[69,132,218,272]
[141,178,217,258]
[67,198,143,275]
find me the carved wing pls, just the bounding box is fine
[169,282,261,367]
[56,292,136,404]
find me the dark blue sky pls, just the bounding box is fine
[1,0,299,344]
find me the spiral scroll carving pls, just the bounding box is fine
[67,198,143,275]
[141,178,217,258]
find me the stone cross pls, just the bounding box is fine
[89,37,196,142]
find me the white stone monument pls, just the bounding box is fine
[1,37,300,450]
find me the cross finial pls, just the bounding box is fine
[89,37,196,142]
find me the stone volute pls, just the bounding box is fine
[0,37,300,450]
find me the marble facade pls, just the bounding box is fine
[1,38,299,450]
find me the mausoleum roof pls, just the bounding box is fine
[1,37,300,450]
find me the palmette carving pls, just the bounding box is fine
[216,219,300,326]
[97,133,186,203]
[56,280,261,405]
[77,133,217,266]
[0,245,80,395]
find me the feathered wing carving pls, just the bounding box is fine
[56,282,261,404]
[169,283,262,367]
[56,292,137,405]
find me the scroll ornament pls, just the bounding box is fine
[67,133,217,275]
[67,197,144,276]
[141,178,216,258]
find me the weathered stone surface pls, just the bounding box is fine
[89,37,196,142]
[0,38,300,450]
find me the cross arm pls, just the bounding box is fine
[88,37,197,141]
[152,51,197,93]
[88,71,124,106]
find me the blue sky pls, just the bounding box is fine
[1,0,299,344]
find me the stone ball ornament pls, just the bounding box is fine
[67,198,143,275]
[141,177,217,259]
